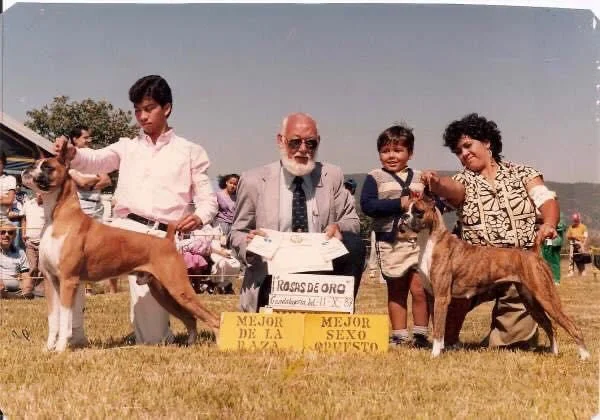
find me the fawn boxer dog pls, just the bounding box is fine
[404,195,590,360]
[21,147,220,352]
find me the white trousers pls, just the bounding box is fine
[109,217,174,345]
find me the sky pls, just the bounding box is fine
[1,2,599,183]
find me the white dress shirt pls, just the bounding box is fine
[71,129,218,225]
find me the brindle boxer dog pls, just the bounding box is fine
[404,195,590,360]
[21,146,220,352]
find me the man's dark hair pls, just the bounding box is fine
[443,113,503,162]
[377,124,415,153]
[69,125,90,145]
[129,75,173,116]
[218,174,240,190]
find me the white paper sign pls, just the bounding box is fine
[246,230,282,259]
[269,273,354,313]
[319,237,349,261]
[267,232,333,274]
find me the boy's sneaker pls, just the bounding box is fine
[389,335,411,348]
[412,334,431,349]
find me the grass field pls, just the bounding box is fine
[0,263,598,419]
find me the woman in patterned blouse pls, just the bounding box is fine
[421,113,559,350]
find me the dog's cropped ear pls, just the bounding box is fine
[57,139,72,167]
[423,184,435,199]
[421,187,436,207]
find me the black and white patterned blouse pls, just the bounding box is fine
[452,161,541,249]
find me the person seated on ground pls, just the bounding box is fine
[0,150,18,229]
[179,225,239,294]
[179,227,213,293]
[0,223,34,299]
[566,212,588,277]
[209,233,239,295]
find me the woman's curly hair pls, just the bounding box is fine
[443,113,503,162]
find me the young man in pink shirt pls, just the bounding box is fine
[55,75,218,346]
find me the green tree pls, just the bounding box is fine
[25,96,138,192]
[24,95,138,149]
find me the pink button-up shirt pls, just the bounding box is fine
[71,129,218,225]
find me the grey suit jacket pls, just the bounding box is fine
[230,161,360,290]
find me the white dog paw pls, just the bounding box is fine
[431,339,444,357]
[579,347,591,361]
[55,339,69,352]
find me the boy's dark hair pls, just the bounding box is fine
[443,113,503,162]
[129,75,173,116]
[377,124,415,153]
[68,125,90,145]
[0,149,7,166]
[218,174,240,190]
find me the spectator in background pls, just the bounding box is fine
[22,192,46,296]
[179,225,239,294]
[0,150,17,226]
[68,125,113,295]
[213,174,239,236]
[343,178,357,196]
[8,184,26,250]
[541,212,566,285]
[567,212,588,277]
[69,126,113,221]
[0,223,34,299]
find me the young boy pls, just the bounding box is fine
[360,124,429,348]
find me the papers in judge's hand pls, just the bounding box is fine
[246,229,349,274]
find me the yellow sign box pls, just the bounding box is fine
[218,312,305,351]
[303,314,389,353]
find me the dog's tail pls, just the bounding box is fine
[166,223,176,241]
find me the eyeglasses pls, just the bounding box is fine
[282,135,320,151]
[0,230,15,236]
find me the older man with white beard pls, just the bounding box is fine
[230,112,365,312]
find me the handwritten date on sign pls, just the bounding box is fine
[270,274,354,313]
[218,312,304,351]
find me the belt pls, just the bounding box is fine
[126,213,168,232]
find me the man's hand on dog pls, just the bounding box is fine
[175,214,203,233]
[54,136,77,161]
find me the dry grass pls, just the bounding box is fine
[0,262,598,419]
